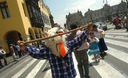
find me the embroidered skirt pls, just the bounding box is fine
[88,43,100,56]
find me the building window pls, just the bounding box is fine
[27,5,33,18]
[22,3,27,16]
[0,2,10,19]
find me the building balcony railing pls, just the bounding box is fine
[30,16,44,27]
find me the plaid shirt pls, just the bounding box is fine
[27,30,88,78]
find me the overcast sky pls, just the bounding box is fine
[43,0,122,26]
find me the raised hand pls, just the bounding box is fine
[18,41,27,51]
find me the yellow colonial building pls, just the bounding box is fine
[0,0,53,53]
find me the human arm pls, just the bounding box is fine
[67,29,88,52]
[27,47,50,59]
[101,31,105,38]
[98,29,105,38]
[90,37,99,45]
[19,41,50,60]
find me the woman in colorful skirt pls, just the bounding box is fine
[88,32,101,63]
[92,25,108,59]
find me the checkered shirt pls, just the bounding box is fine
[27,30,88,78]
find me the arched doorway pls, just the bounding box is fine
[5,31,22,45]
[29,30,34,40]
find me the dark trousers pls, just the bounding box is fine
[0,60,3,67]
[18,51,22,58]
[74,49,89,78]
[0,55,7,66]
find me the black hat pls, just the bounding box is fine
[70,24,77,30]
[93,25,98,28]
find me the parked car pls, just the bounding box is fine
[94,22,108,31]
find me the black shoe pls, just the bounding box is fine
[104,52,107,56]
[100,54,104,59]
[101,56,104,59]
[100,53,104,57]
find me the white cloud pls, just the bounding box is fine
[65,0,97,13]
[109,0,121,6]
[54,14,66,27]
[56,0,97,26]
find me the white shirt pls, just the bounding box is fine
[89,37,99,43]
[93,29,104,39]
